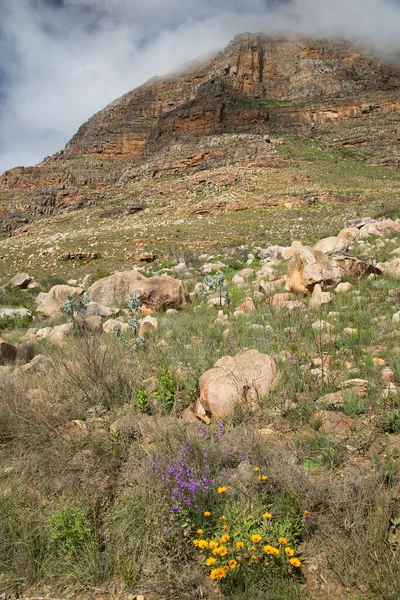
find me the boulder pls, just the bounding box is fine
[83,302,120,317]
[139,315,158,336]
[0,338,17,364]
[49,323,73,345]
[201,262,226,275]
[310,284,334,310]
[332,253,383,279]
[103,319,129,334]
[285,246,342,294]
[37,285,83,318]
[379,258,400,278]
[232,275,245,285]
[87,271,189,311]
[0,307,32,319]
[259,277,285,296]
[196,349,278,417]
[313,410,352,435]
[268,292,296,308]
[313,236,348,254]
[10,272,32,289]
[239,268,254,279]
[335,282,352,293]
[337,227,361,242]
[359,219,400,239]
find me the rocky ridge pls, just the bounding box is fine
[1,33,400,235]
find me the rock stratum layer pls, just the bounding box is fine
[1,33,400,234]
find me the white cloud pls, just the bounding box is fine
[1,0,399,173]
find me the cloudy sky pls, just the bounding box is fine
[1,0,400,174]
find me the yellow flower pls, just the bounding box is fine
[209,540,219,549]
[303,511,312,518]
[236,541,244,549]
[217,545,228,557]
[218,486,227,494]
[289,557,301,568]
[210,567,227,580]
[248,546,257,553]
[249,556,259,563]
[229,559,238,569]
[253,467,260,472]
[193,539,200,547]
[263,545,273,554]
[197,529,204,535]
[270,547,280,556]
[206,557,216,567]
[251,534,262,543]
[220,515,227,521]
[219,534,230,544]
[204,511,211,517]
[258,475,268,481]
[198,540,208,549]
[262,512,272,520]
[285,547,295,557]
[278,537,287,545]
[222,524,228,531]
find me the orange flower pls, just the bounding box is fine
[223,524,228,531]
[253,467,260,472]
[262,512,272,520]
[278,537,287,545]
[258,475,268,481]
[236,541,244,549]
[289,557,301,567]
[228,559,238,569]
[251,534,262,543]
[204,511,211,517]
[285,547,295,557]
[218,486,227,494]
[303,511,312,518]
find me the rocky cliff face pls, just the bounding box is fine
[1,33,400,234]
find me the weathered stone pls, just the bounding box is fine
[139,315,158,336]
[0,307,32,319]
[359,219,400,239]
[313,410,352,434]
[286,246,342,294]
[0,338,17,364]
[314,236,348,254]
[22,354,52,373]
[196,349,278,417]
[10,272,32,288]
[258,277,285,296]
[201,262,226,275]
[310,284,334,310]
[312,320,334,332]
[37,285,83,318]
[335,282,352,293]
[103,319,129,334]
[88,271,189,311]
[83,302,120,317]
[268,292,296,308]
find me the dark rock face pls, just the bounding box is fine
[1,33,400,231]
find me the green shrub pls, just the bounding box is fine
[382,410,400,434]
[342,391,367,417]
[0,314,32,331]
[47,502,96,560]
[153,365,177,413]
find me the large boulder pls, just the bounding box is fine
[0,338,17,364]
[285,245,342,294]
[37,285,83,318]
[196,349,278,418]
[87,271,190,311]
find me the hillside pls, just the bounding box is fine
[1,32,400,600]
[0,33,400,281]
